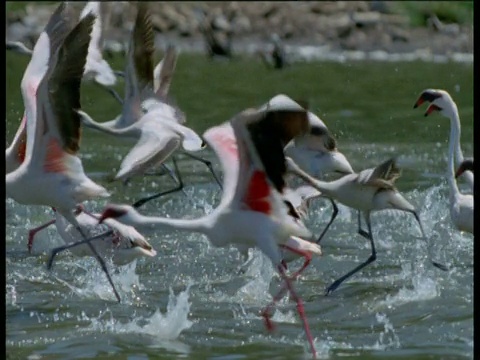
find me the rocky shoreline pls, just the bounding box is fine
[6,2,473,62]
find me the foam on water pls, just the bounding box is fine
[85,284,193,340]
[373,262,439,311]
[53,260,144,303]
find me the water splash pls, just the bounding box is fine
[53,260,143,303]
[374,262,439,310]
[233,249,275,304]
[85,284,193,340]
[370,313,401,350]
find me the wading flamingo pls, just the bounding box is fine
[414,89,473,190]
[285,155,448,295]
[284,110,355,241]
[415,97,473,234]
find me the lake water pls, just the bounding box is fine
[6,51,473,359]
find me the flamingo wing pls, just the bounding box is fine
[357,157,401,189]
[80,1,103,54]
[21,3,72,162]
[203,121,239,207]
[120,3,155,128]
[154,44,178,98]
[115,120,180,181]
[44,13,95,155]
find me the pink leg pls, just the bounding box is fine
[282,245,312,280]
[277,265,317,359]
[261,246,313,330]
[28,219,56,253]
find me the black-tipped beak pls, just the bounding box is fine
[424,104,442,117]
[413,97,425,109]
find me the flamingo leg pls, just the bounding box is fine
[277,264,317,359]
[261,246,312,332]
[409,210,448,271]
[47,225,120,303]
[27,219,56,253]
[325,212,376,295]
[182,152,223,190]
[316,198,338,244]
[94,81,123,105]
[132,157,185,208]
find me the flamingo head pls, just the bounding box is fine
[455,159,474,178]
[413,89,457,118]
[111,229,157,265]
[98,204,133,224]
[321,150,354,177]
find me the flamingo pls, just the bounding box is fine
[78,3,221,206]
[7,2,70,251]
[284,110,354,242]
[5,9,121,302]
[6,40,33,55]
[285,156,448,295]
[413,89,473,190]
[456,159,474,178]
[415,99,473,234]
[53,95,318,357]
[79,1,122,103]
[55,206,156,265]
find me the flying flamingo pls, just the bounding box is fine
[78,3,221,207]
[53,95,319,357]
[415,96,473,234]
[285,155,448,295]
[413,89,473,191]
[7,2,70,251]
[5,9,121,302]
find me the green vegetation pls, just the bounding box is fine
[390,1,473,26]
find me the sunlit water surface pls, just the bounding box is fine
[6,52,473,359]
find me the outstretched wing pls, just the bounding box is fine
[154,44,178,98]
[22,3,72,162]
[45,12,95,154]
[203,121,239,207]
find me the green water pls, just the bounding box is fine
[6,52,473,359]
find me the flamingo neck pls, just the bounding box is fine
[291,166,336,197]
[125,211,215,235]
[448,104,464,166]
[447,112,460,203]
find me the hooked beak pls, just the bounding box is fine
[413,97,424,109]
[424,104,441,117]
[130,238,157,257]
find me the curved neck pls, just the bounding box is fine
[447,113,460,201]
[447,103,473,189]
[447,104,464,166]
